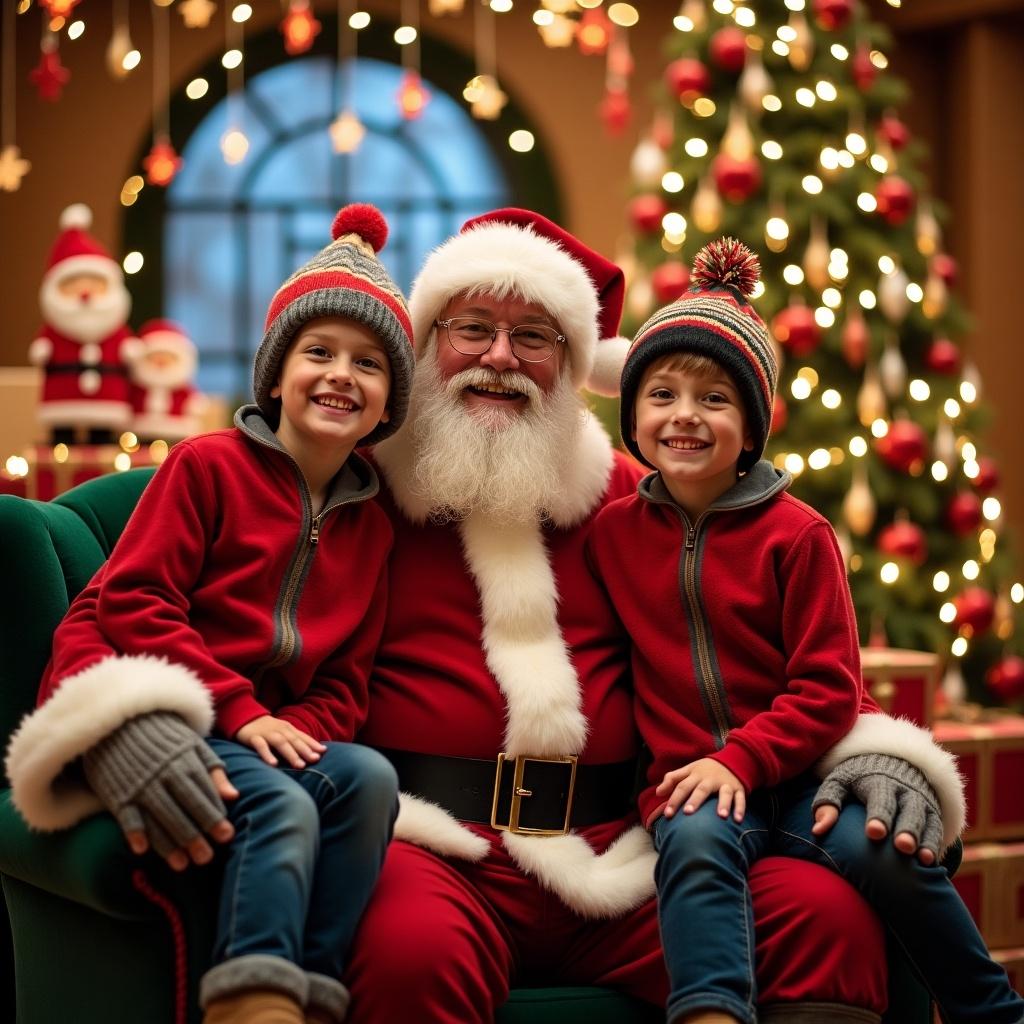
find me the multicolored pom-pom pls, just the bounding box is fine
[332,203,388,253]
[692,236,761,296]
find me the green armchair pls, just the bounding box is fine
[0,469,943,1023]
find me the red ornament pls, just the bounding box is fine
[946,491,983,536]
[986,656,1024,703]
[874,175,916,227]
[877,113,910,151]
[664,58,710,103]
[924,337,960,375]
[30,47,71,102]
[397,71,429,121]
[852,45,877,92]
[629,194,668,234]
[972,457,1001,494]
[841,310,870,369]
[600,89,631,136]
[813,0,854,31]
[709,27,747,73]
[280,0,322,56]
[770,393,788,435]
[771,304,821,357]
[651,261,691,304]
[877,520,927,566]
[577,8,612,57]
[875,420,928,473]
[143,137,183,187]
[712,153,762,203]
[953,587,995,636]
[931,252,959,286]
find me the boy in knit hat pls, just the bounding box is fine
[6,204,415,1024]
[587,238,1023,1024]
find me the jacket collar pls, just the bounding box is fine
[638,458,791,513]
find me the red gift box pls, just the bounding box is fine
[935,715,1024,842]
[952,841,1024,949]
[860,647,939,729]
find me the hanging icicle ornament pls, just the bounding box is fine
[879,332,907,400]
[922,268,948,320]
[916,201,941,256]
[721,103,754,161]
[679,0,707,32]
[877,263,911,323]
[179,0,217,29]
[786,11,814,72]
[961,359,983,402]
[466,1,507,121]
[31,30,70,102]
[281,0,321,56]
[856,362,887,425]
[942,661,966,707]
[934,414,957,471]
[738,48,772,115]
[841,306,870,369]
[691,175,723,234]
[626,273,654,322]
[630,137,668,188]
[802,218,830,293]
[0,0,30,191]
[842,462,876,536]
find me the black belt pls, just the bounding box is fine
[46,364,127,375]
[376,747,636,836]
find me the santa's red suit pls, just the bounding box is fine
[129,320,205,441]
[29,204,136,438]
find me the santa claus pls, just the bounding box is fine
[128,319,206,442]
[29,204,138,445]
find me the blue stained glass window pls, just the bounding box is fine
[166,56,510,402]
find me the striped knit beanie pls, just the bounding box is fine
[620,237,777,473]
[253,203,415,445]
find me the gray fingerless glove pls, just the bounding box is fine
[83,711,227,858]
[814,753,944,858]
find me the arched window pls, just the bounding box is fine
[162,55,512,399]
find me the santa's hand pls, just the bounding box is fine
[812,753,942,865]
[83,711,237,871]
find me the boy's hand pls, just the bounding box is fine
[235,715,327,769]
[656,758,746,821]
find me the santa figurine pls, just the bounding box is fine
[29,204,138,445]
[128,319,206,443]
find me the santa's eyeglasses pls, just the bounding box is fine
[435,317,566,363]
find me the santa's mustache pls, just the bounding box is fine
[443,366,542,407]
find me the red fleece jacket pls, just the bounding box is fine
[587,462,878,827]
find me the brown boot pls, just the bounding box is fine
[202,990,305,1024]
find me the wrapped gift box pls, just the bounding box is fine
[860,647,939,729]
[992,948,1024,996]
[935,715,1024,842]
[952,842,1024,949]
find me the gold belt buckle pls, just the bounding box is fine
[490,753,579,836]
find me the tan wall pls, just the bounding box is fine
[2,0,1023,541]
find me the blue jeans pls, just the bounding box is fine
[208,739,398,979]
[653,774,1024,1024]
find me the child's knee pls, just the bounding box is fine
[321,743,399,807]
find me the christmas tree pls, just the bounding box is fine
[617,0,1023,708]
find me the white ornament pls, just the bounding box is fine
[879,334,907,400]
[630,139,668,188]
[738,49,773,114]
[843,463,876,536]
[857,363,887,426]
[878,264,911,323]
[934,415,956,469]
[942,661,966,705]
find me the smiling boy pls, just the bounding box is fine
[586,238,1019,1024]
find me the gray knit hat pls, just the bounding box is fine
[620,237,778,473]
[253,203,414,445]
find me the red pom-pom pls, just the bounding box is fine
[692,237,761,296]
[332,203,388,252]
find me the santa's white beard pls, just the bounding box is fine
[41,282,131,345]
[400,347,587,525]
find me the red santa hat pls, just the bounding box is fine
[132,319,198,389]
[408,207,629,396]
[42,204,122,288]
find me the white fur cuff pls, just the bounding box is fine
[393,792,491,861]
[816,713,966,849]
[5,655,213,830]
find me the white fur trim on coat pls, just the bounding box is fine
[587,335,631,398]
[5,655,214,831]
[35,400,131,428]
[394,792,491,861]
[816,713,966,850]
[408,220,601,391]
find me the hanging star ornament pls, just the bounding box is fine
[464,75,507,121]
[329,110,366,154]
[280,0,321,56]
[143,137,183,187]
[179,0,217,29]
[30,46,71,102]
[0,145,31,192]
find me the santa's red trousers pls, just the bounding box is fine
[345,840,888,1021]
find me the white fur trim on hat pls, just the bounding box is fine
[815,712,966,850]
[59,203,92,231]
[587,335,631,398]
[408,220,601,390]
[5,655,214,831]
